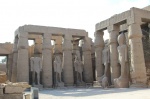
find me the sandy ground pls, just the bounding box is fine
[26,87,150,99]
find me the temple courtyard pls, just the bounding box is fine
[26,87,150,99]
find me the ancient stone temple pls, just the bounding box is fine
[10,25,93,88]
[1,5,150,90]
[95,6,150,87]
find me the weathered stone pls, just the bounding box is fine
[0,71,7,83]
[4,94,23,99]
[0,89,3,95]
[31,87,39,99]
[4,86,25,94]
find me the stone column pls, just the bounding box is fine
[17,32,29,82]
[34,37,42,57]
[82,37,93,83]
[94,31,104,81]
[128,23,147,87]
[7,54,13,81]
[11,38,18,82]
[108,25,120,84]
[62,34,74,86]
[42,33,53,87]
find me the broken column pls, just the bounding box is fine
[94,31,104,81]
[62,34,74,86]
[108,25,120,84]
[17,30,29,82]
[82,37,93,83]
[42,33,53,87]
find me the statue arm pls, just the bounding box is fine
[40,59,42,70]
[30,58,33,71]
[108,49,110,63]
[125,46,128,62]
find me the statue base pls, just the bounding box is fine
[54,82,64,88]
[33,85,43,90]
[76,82,86,87]
[93,81,101,87]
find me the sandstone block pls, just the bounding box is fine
[0,89,3,95]
[4,94,23,99]
[4,86,25,94]
[0,71,7,83]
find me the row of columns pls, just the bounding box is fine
[95,22,147,86]
[11,32,93,87]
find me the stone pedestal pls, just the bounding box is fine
[128,23,147,87]
[82,37,93,83]
[62,35,74,86]
[94,31,104,80]
[42,33,53,88]
[17,32,29,82]
[108,25,120,84]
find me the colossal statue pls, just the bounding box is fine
[99,40,110,87]
[74,51,84,84]
[114,33,129,88]
[54,55,63,84]
[30,57,42,86]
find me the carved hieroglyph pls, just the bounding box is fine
[30,57,42,86]
[114,33,129,88]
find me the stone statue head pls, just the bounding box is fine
[118,33,125,45]
[104,39,109,48]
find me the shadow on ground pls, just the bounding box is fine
[38,87,150,97]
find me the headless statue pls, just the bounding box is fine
[74,51,84,83]
[114,33,129,88]
[54,55,63,84]
[30,57,42,86]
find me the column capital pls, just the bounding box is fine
[128,23,143,39]
[107,25,119,33]
[82,37,91,52]
[42,33,52,50]
[94,31,104,48]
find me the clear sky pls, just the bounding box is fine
[0,0,149,43]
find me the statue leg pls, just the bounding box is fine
[59,72,62,82]
[80,72,83,82]
[32,71,35,86]
[37,72,40,85]
[104,63,108,77]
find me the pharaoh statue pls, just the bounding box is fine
[100,40,111,88]
[30,57,42,86]
[54,55,64,87]
[114,33,129,88]
[74,51,84,85]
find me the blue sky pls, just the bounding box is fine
[0,0,149,43]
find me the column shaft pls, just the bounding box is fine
[62,35,74,86]
[94,31,104,80]
[82,37,93,83]
[128,23,147,86]
[108,25,120,84]
[17,32,29,82]
[42,33,53,87]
